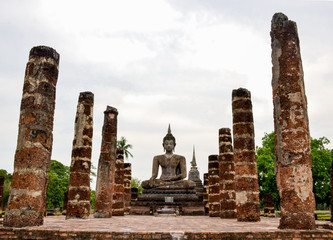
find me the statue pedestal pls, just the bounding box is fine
[131,188,204,215]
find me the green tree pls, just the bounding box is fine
[131,177,143,197]
[46,160,70,209]
[0,169,12,209]
[311,137,333,208]
[256,132,333,210]
[117,136,133,160]
[256,132,280,209]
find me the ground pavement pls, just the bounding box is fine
[0,215,333,239]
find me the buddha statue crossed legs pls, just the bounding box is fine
[141,125,195,190]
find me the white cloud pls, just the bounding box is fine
[1,0,333,184]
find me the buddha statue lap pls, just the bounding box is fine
[141,125,195,190]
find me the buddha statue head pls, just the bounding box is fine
[163,124,176,153]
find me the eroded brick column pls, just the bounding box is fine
[112,149,124,216]
[264,194,275,217]
[66,92,94,219]
[232,88,260,222]
[0,176,4,216]
[219,128,236,218]
[94,106,118,218]
[4,46,59,227]
[271,12,316,229]
[208,155,220,217]
[123,163,132,214]
[203,173,209,215]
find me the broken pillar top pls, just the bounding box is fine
[219,128,231,135]
[104,106,118,115]
[271,12,298,40]
[79,91,94,103]
[232,88,251,99]
[29,46,60,64]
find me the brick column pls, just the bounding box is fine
[4,46,59,227]
[208,155,220,217]
[219,128,236,218]
[123,163,132,214]
[66,92,94,219]
[271,12,316,229]
[203,173,209,215]
[0,176,4,216]
[112,149,125,216]
[94,106,118,218]
[232,88,260,222]
[264,194,275,217]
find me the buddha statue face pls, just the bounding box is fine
[163,139,175,153]
[163,125,176,153]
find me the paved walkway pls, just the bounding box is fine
[19,215,329,233]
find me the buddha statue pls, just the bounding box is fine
[141,125,195,190]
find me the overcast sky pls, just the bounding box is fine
[1,0,333,187]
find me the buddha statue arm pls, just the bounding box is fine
[150,157,159,181]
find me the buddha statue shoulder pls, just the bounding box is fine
[141,125,195,190]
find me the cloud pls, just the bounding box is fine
[1,0,333,184]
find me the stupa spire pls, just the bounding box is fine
[191,145,197,167]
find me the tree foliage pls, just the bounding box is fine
[311,137,333,208]
[131,177,143,197]
[117,137,133,160]
[0,169,12,209]
[256,132,280,209]
[46,160,70,209]
[256,132,333,209]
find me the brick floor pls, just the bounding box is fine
[0,215,333,239]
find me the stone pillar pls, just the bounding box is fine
[208,155,220,217]
[94,106,118,218]
[66,92,94,219]
[0,176,4,216]
[4,46,59,227]
[203,173,209,215]
[112,149,125,216]
[232,88,260,222]
[271,12,316,229]
[264,194,275,217]
[124,163,132,214]
[218,128,237,218]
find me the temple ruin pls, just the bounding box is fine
[4,46,59,227]
[271,12,316,229]
[66,91,94,219]
[112,149,125,216]
[208,154,220,217]
[232,88,260,222]
[218,128,236,218]
[94,106,118,218]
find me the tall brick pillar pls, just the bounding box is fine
[271,12,316,229]
[4,46,59,227]
[94,106,118,218]
[123,163,132,214]
[208,155,220,217]
[203,173,209,215]
[66,92,94,219]
[0,176,4,216]
[219,128,236,218]
[232,88,260,222]
[112,149,125,216]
